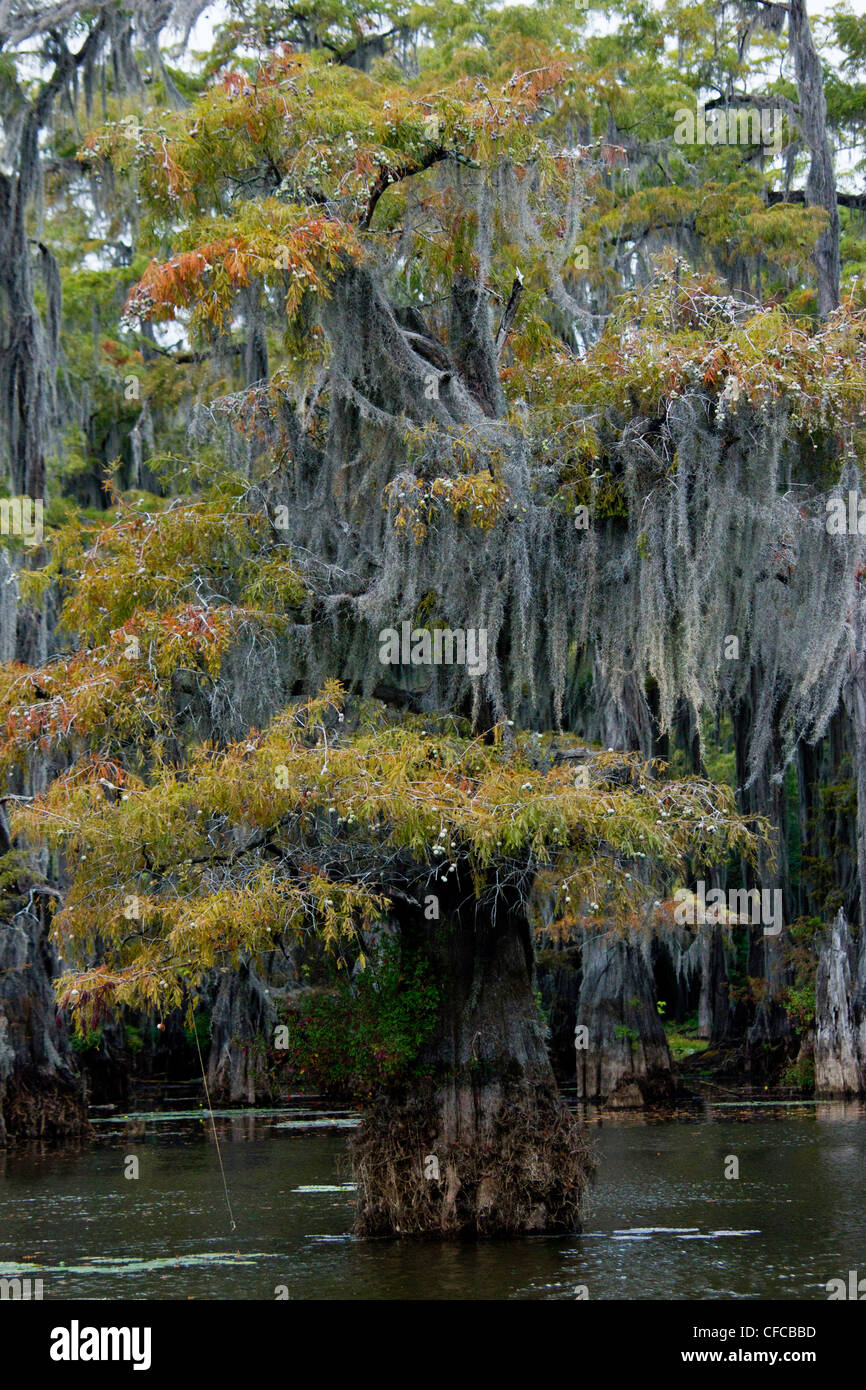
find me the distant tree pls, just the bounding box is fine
[0,1,209,499]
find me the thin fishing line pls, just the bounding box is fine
[189,1002,237,1232]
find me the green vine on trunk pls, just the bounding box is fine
[274,939,440,1098]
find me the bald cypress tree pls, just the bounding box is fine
[1,0,865,1211]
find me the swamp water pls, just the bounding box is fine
[1,1099,864,1300]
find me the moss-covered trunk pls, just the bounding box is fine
[352,890,592,1237]
[0,906,88,1146]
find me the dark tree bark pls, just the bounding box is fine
[206,960,279,1105]
[787,0,841,317]
[574,926,674,1107]
[352,877,592,1236]
[0,901,88,1146]
[0,13,109,499]
[0,113,61,500]
[849,585,866,924]
[731,678,796,1072]
[448,275,505,419]
[814,908,866,1095]
[242,282,269,387]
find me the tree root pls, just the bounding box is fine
[351,1082,594,1238]
[0,1067,90,1145]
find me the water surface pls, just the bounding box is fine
[1,1100,863,1299]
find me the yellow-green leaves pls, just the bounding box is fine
[0,494,310,778]
[20,685,761,1028]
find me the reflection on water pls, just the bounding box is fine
[1,1099,864,1300]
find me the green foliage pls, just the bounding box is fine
[783,915,823,1035]
[0,848,30,900]
[183,1010,211,1050]
[801,783,857,919]
[784,981,817,1033]
[664,1016,710,1063]
[69,1026,104,1054]
[0,489,308,779]
[781,1056,816,1092]
[277,938,439,1095]
[533,984,551,1029]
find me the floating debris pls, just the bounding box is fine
[275,1118,360,1130]
[291,1184,357,1193]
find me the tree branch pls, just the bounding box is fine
[766,187,866,211]
[494,270,524,359]
[359,146,451,231]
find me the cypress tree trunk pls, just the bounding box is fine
[0,143,56,501]
[206,961,278,1105]
[814,909,866,1095]
[352,883,592,1237]
[574,926,674,1106]
[788,0,841,317]
[850,588,866,924]
[0,903,88,1145]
